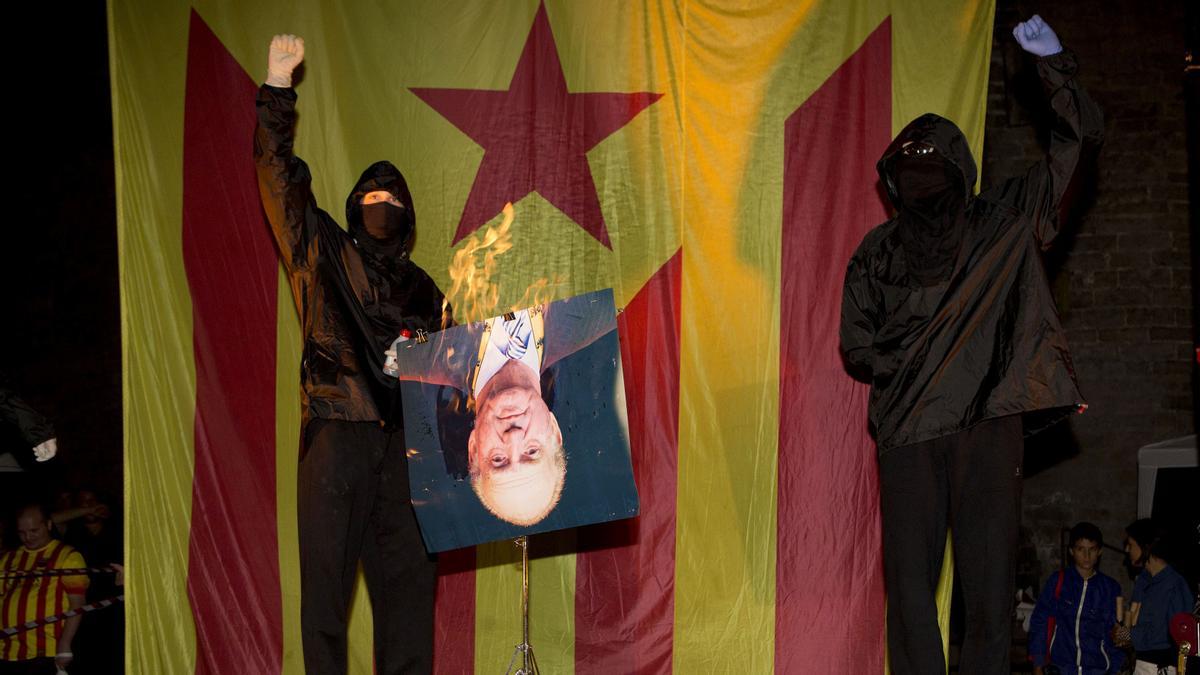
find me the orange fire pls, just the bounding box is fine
[441,202,565,327]
[512,276,563,312]
[442,203,514,327]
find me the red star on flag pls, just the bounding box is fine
[411,3,662,249]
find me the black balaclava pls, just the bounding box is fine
[361,202,412,245]
[893,149,966,286]
[877,114,976,287]
[342,160,430,352]
[346,160,417,258]
[335,161,443,426]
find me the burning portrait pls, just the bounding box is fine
[387,288,639,552]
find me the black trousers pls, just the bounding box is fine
[299,419,436,675]
[879,415,1023,675]
[0,659,56,675]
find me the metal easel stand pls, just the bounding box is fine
[504,536,540,675]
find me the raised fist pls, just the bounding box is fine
[1012,15,1062,58]
[32,437,57,462]
[267,34,305,88]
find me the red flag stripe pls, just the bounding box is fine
[181,10,282,674]
[434,547,476,673]
[775,20,891,673]
[13,548,32,660]
[574,250,682,674]
[33,543,64,657]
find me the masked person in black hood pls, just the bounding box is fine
[255,34,449,675]
[840,15,1102,675]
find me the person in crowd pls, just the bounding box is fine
[62,488,122,675]
[1113,519,1194,675]
[0,504,88,675]
[1028,522,1124,674]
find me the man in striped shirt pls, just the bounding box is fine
[0,505,88,674]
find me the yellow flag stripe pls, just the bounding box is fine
[111,0,199,670]
[274,270,304,675]
[674,2,818,670]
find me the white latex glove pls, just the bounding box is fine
[383,348,398,377]
[33,437,57,462]
[1012,15,1062,57]
[266,34,305,88]
[383,333,411,377]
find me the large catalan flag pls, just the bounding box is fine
[112,1,995,672]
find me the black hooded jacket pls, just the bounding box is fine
[0,372,54,469]
[840,51,1103,453]
[254,84,449,427]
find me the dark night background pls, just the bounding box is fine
[0,0,121,516]
[0,0,1195,669]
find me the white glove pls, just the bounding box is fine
[266,34,305,88]
[383,348,398,377]
[33,437,57,462]
[383,333,411,378]
[1012,15,1062,57]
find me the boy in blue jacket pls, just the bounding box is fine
[1029,522,1125,674]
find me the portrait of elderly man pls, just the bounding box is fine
[387,288,618,528]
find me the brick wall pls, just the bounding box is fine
[983,0,1194,589]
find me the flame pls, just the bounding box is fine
[442,203,515,326]
[512,276,565,311]
[441,202,567,327]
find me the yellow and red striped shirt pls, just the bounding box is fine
[0,540,88,660]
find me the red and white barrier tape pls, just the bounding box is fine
[1,595,124,637]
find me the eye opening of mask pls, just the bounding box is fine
[900,141,936,157]
[359,190,407,208]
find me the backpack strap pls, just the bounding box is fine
[1046,570,1065,655]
